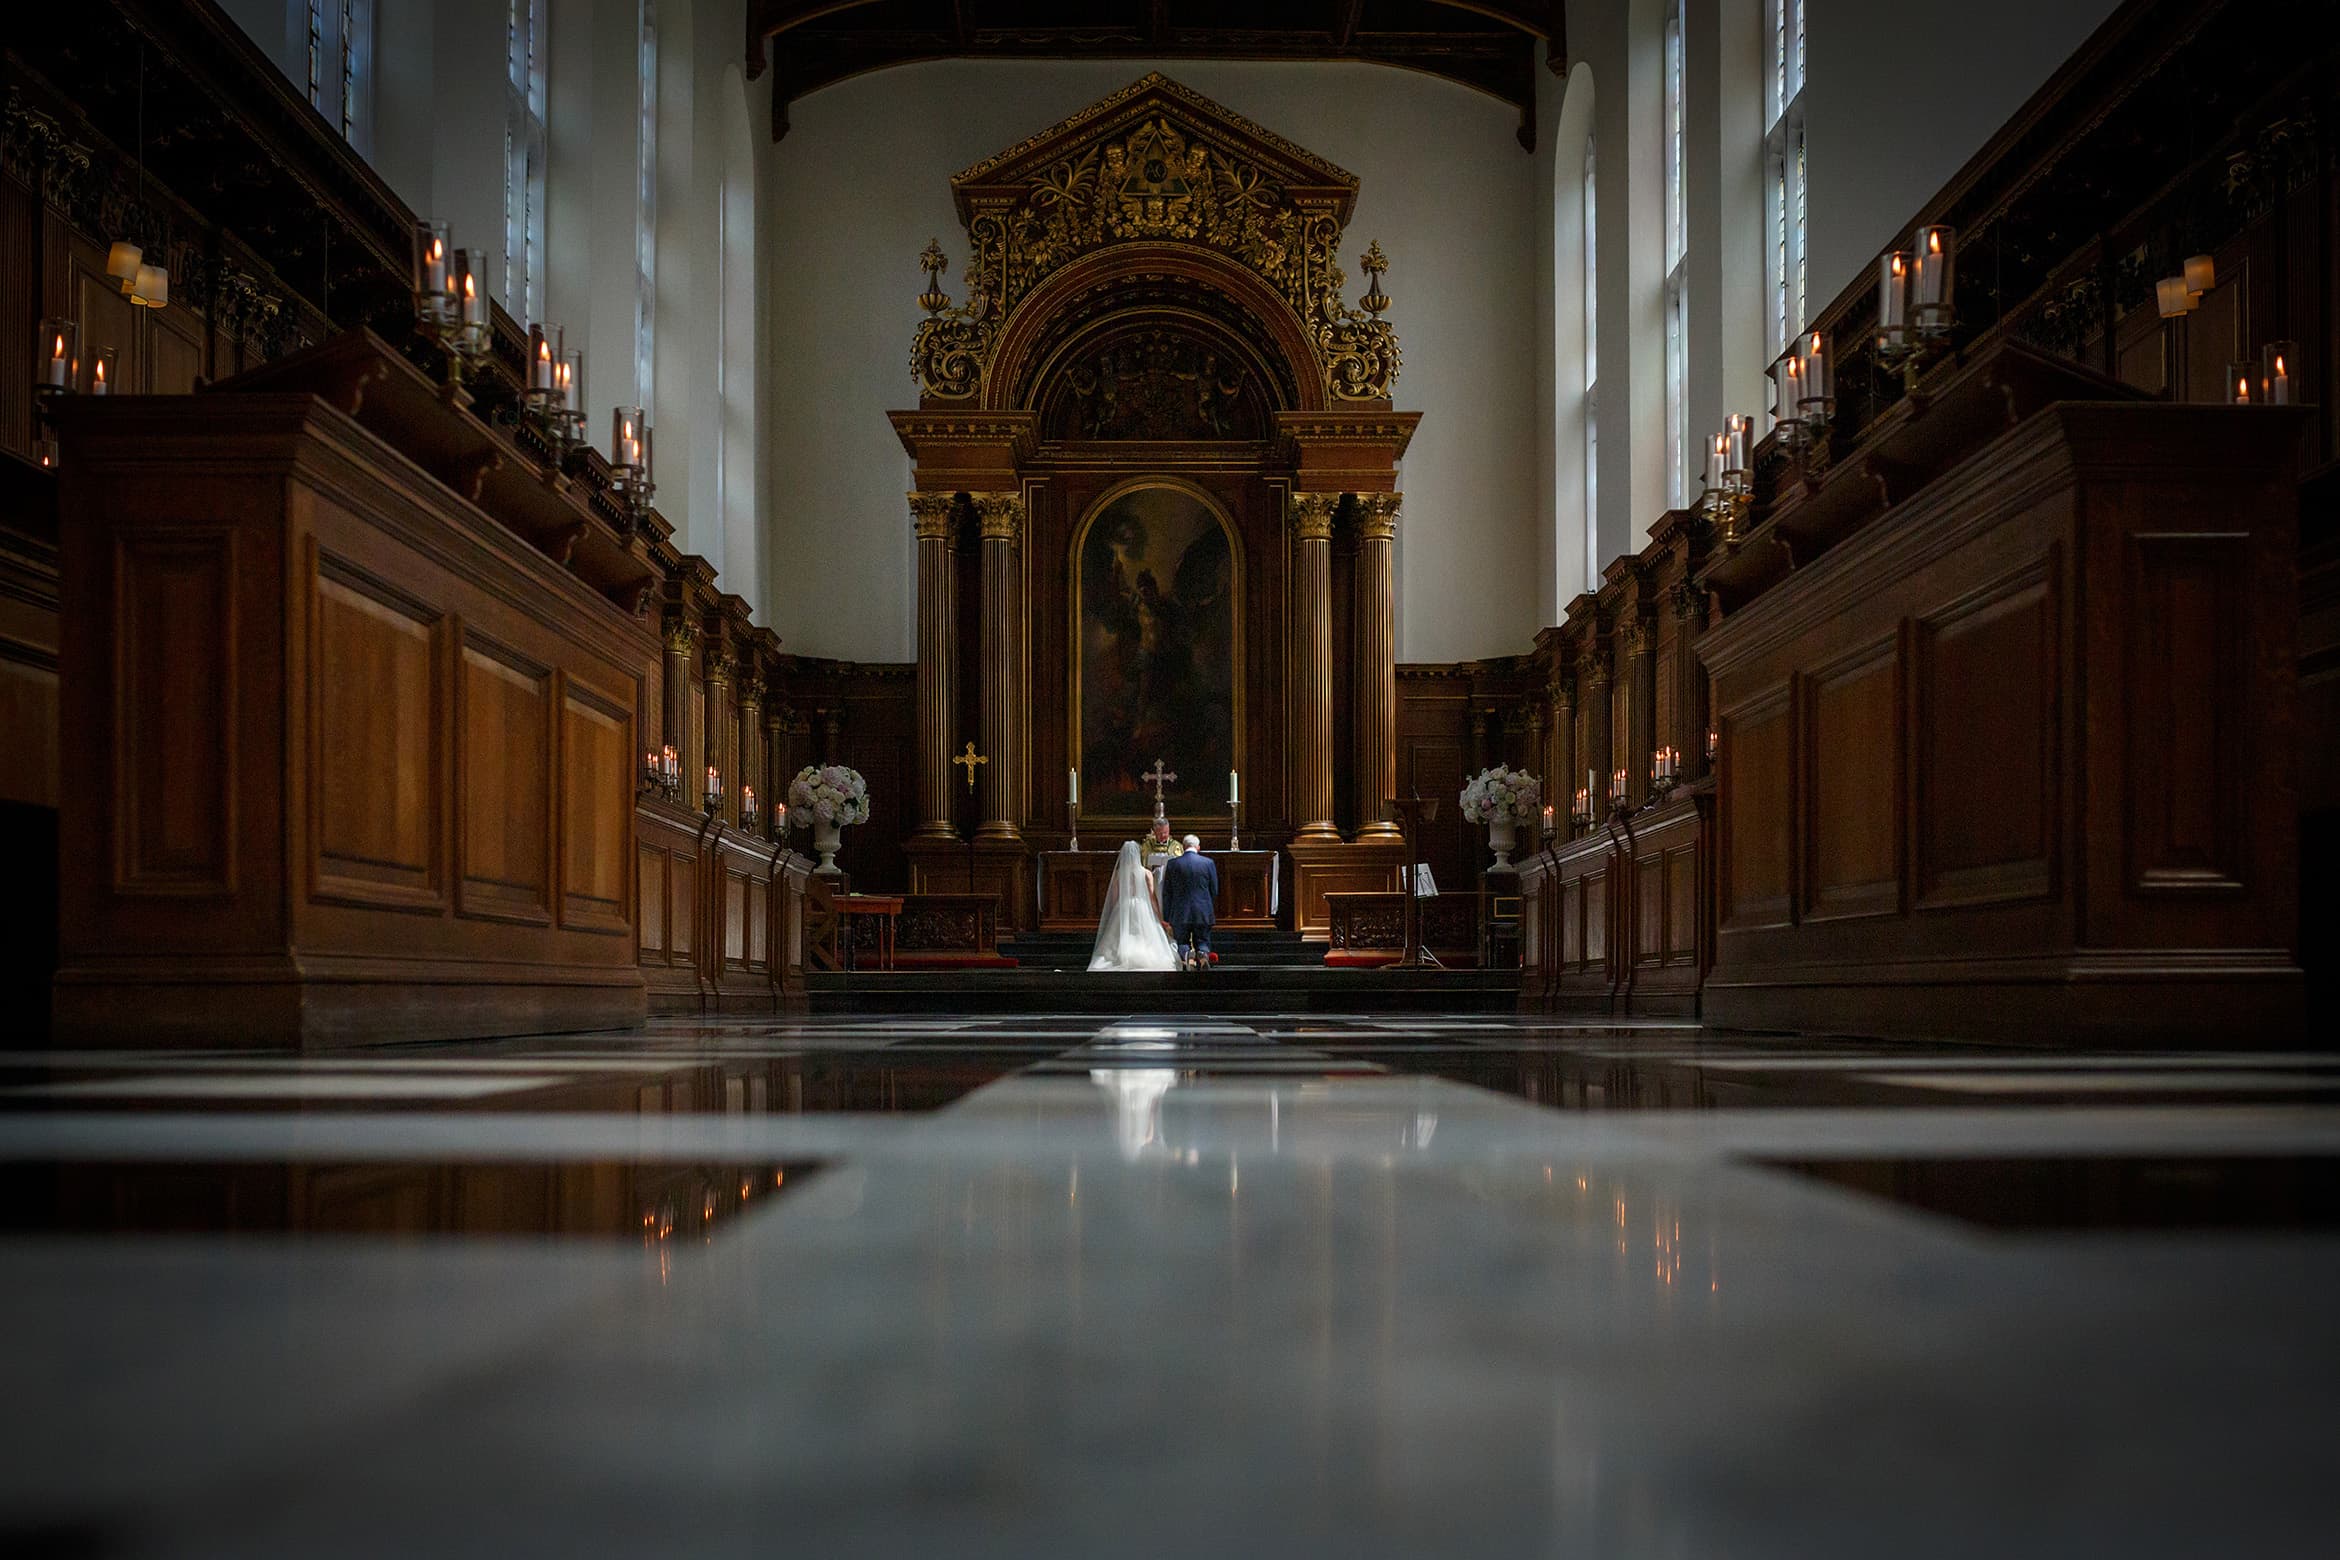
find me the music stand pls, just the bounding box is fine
[1383,792,1441,970]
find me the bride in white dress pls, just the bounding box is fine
[1088,841,1182,972]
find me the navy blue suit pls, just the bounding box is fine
[1159,850,1219,966]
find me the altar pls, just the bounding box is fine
[1038,849,1279,932]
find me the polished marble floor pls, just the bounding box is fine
[3,1011,2337,1556]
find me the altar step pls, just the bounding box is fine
[806,965,1519,1014]
[998,928,1318,971]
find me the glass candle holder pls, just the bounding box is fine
[2226,362,2256,405]
[527,323,560,396]
[613,407,647,475]
[1912,225,1956,334]
[412,221,454,326]
[1876,250,1909,349]
[89,346,117,396]
[1724,413,1752,478]
[37,318,76,392]
[1797,330,1833,421]
[2262,342,2298,406]
[451,249,488,339]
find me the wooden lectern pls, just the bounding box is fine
[1383,792,1440,970]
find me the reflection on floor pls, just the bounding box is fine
[3,1012,2335,1555]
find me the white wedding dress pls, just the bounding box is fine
[1088,841,1182,972]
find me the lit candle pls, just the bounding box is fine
[1877,250,1909,339]
[2227,363,2253,406]
[39,321,72,389]
[529,325,557,392]
[1725,413,1751,476]
[89,346,116,397]
[1705,727,1718,760]
[1229,770,1240,805]
[2263,342,2297,406]
[1709,430,1729,484]
[1800,331,1831,416]
[1912,225,1956,330]
[1542,803,1555,837]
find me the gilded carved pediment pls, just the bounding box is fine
[911,74,1399,408]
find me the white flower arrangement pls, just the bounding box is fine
[786,763,871,828]
[1458,765,1541,825]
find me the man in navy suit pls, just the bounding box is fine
[1159,835,1219,972]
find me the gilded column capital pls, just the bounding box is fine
[736,676,764,712]
[1353,492,1401,541]
[662,615,698,655]
[974,492,1024,544]
[1289,491,1337,542]
[1550,675,1574,713]
[1585,659,1612,691]
[1621,617,1653,658]
[908,491,956,541]
[704,646,733,688]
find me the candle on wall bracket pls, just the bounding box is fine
[1875,249,1909,354]
[88,347,116,397]
[2226,362,2256,405]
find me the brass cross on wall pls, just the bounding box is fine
[953,741,988,792]
[1142,758,1178,803]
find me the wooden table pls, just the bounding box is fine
[832,894,904,971]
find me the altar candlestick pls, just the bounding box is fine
[1229,770,1240,804]
[1068,767,1079,806]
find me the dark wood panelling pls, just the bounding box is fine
[1914,562,2057,909]
[2124,532,2247,894]
[112,531,235,896]
[456,637,552,926]
[1802,638,1901,922]
[1720,688,1791,931]
[309,561,444,912]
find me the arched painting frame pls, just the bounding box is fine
[1069,477,1244,821]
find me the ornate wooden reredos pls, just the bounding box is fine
[891,75,1421,927]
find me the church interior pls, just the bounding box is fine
[2,0,2335,1550]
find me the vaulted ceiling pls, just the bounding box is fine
[746,2,1566,149]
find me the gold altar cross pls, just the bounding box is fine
[953,741,988,792]
[1142,758,1178,804]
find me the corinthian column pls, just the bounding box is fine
[1351,492,1401,839]
[1290,492,1338,842]
[974,492,1023,842]
[910,492,958,841]
[660,615,695,768]
[702,640,731,818]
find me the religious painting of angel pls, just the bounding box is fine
[1076,483,1236,818]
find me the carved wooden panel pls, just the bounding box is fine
[150,305,204,396]
[1720,687,1792,930]
[668,854,696,957]
[456,636,551,925]
[1915,560,2056,909]
[2125,532,2247,893]
[1635,853,1665,967]
[559,681,634,935]
[310,560,445,911]
[1665,844,1697,963]
[637,844,667,957]
[112,532,235,895]
[744,866,769,971]
[725,870,748,964]
[1582,868,1606,966]
[0,654,59,809]
[1802,637,1901,922]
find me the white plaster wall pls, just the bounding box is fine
[762,60,1544,665]
[1805,0,2122,310]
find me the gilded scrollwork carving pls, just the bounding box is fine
[908,491,957,541]
[910,78,1401,406]
[1352,492,1401,542]
[973,493,1024,544]
[1289,492,1337,542]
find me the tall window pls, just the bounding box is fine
[505,0,549,324]
[636,0,658,407]
[301,0,370,148]
[1582,136,1600,586]
[1663,0,1688,508]
[1764,0,1809,374]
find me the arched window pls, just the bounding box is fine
[1583,132,1600,591]
[1765,0,1808,370]
[637,0,658,407]
[1663,0,1688,508]
[298,0,371,150]
[504,0,548,323]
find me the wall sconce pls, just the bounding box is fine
[107,241,144,295]
[1877,227,1958,388]
[612,406,655,523]
[33,316,75,470]
[1700,415,1754,543]
[1769,331,1835,455]
[2156,276,2197,319]
[525,324,584,452]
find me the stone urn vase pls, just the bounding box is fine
[1487,818,1519,871]
[810,818,845,875]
